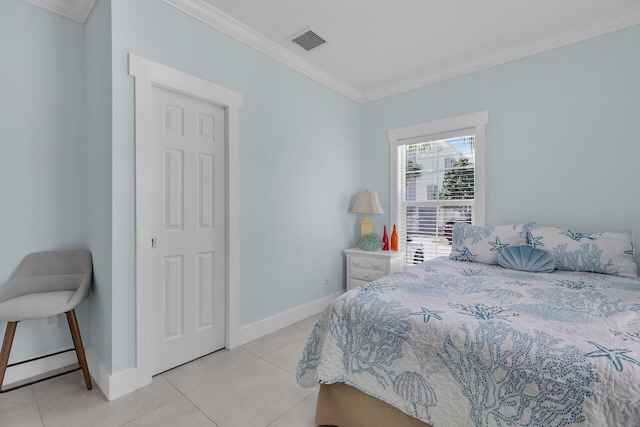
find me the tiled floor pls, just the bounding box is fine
[0,314,322,427]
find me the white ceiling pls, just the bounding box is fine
[25,0,640,102]
[170,0,640,101]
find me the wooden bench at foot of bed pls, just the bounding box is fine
[316,384,433,427]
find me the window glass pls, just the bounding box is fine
[389,111,487,265]
[402,137,475,263]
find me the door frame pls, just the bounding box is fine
[129,54,242,387]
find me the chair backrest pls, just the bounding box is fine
[14,250,92,279]
[0,251,93,306]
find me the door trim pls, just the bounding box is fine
[129,54,242,387]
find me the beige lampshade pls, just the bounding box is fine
[350,190,384,215]
[351,190,383,236]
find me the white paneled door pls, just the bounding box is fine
[149,85,226,375]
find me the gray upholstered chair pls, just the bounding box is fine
[0,250,92,392]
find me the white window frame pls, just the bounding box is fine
[389,111,488,263]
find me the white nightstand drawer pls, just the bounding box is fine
[348,256,386,271]
[350,267,386,282]
[344,248,405,291]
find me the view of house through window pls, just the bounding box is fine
[390,111,487,266]
[401,136,476,265]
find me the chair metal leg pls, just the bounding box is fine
[66,310,92,390]
[0,322,18,390]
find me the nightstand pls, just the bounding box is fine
[344,248,405,291]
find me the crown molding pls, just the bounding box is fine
[362,8,640,102]
[23,0,96,23]
[167,0,640,104]
[163,0,364,102]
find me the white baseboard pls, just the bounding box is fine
[85,347,139,401]
[1,346,137,402]
[116,295,334,399]
[84,295,335,400]
[233,294,336,348]
[3,347,77,386]
[5,295,335,399]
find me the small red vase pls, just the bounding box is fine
[382,226,389,250]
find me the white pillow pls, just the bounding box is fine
[527,225,637,278]
[449,223,529,265]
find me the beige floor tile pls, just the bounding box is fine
[263,336,310,376]
[0,315,323,427]
[0,385,36,412]
[242,325,310,358]
[162,347,258,395]
[38,375,181,427]
[187,358,314,427]
[0,399,43,427]
[122,396,217,427]
[268,390,318,427]
[31,369,90,401]
[290,313,322,334]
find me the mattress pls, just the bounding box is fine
[297,256,640,426]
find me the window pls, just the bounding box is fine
[389,111,488,265]
[427,184,438,200]
[444,157,455,169]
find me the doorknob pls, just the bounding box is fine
[151,238,157,249]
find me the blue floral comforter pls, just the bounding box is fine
[296,257,640,427]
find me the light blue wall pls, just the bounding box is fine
[108,0,362,372]
[0,0,360,376]
[362,24,640,268]
[84,0,113,372]
[0,1,89,360]
[3,0,638,380]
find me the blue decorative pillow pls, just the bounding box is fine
[527,225,637,278]
[498,245,555,273]
[449,223,529,265]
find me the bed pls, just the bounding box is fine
[297,224,640,427]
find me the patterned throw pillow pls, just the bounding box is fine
[449,223,529,265]
[526,225,637,278]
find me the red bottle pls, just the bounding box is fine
[391,224,399,251]
[382,226,389,250]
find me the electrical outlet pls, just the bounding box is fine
[42,315,59,330]
[324,272,329,284]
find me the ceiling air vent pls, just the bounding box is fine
[290,27,326,51]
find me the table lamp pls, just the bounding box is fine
[350,189,384,236]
